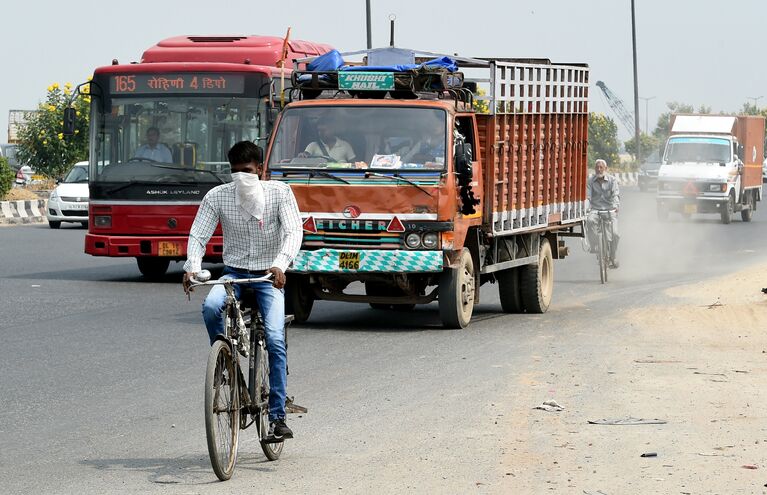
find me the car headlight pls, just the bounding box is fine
[405,232,421,249]
[422,232,439,249]
[49,190,58,200]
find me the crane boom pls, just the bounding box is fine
[595,80,636,136]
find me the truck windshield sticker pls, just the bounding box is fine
[110,74,245,95]
[338,72,395,91]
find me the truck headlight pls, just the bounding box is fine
[709,184,724,192]
[405,232,421,249]
[422,232,439,249]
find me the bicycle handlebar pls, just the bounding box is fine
[189,273,273,288]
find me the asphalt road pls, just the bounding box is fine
[2,188,766,494]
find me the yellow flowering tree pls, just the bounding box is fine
[16,80,91,178]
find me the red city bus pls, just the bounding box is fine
[84,35,333,278]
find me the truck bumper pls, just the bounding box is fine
[656,195,729,214]
[290,249,444,273]
[84,233,222,259]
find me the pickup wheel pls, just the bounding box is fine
[519,238,553,314]
[285,274,314,323]
[741,191,754,222]
[497,267,523,313]
[438,248,475,329]
[721,192,734,224]
[136,257,170,280]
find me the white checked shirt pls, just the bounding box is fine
[183,181,303,273]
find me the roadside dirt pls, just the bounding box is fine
[3,187,41,201]
[497,265,767,494]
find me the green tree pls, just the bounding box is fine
[16,81,91,178]
[587,112,620,169]
[0,156,14,198]
[652,101,696,142]
[624,133,661,162]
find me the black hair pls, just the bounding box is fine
[228,141,263,166]
[146,126,160,135]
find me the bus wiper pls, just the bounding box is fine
[364,171,433,197]
[148,163,225,183]
[279,168,350,185]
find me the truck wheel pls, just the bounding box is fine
[519,238,553,314]
[741,192,754,222]
[438,248,475,329]
[721,193,734,224]
[136,257,170,280]
[497,267,523,313]
[285,274,314,323]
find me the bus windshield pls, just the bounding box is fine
[92,95,268,183]
[665,137,731,164]
[268,106,447,171]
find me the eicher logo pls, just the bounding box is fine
[343,205,361,218]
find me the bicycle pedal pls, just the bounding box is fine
[262,434,286,444]
[285,396,308,414]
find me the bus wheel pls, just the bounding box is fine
[136,257,170,280]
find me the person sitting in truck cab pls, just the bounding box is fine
[135,127,173,163]
[298,120,356,163]
[401,118,446,164]
[585,159,620,269]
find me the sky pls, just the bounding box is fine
[2,0,766,144]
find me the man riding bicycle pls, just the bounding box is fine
[586,159,620,269]
[182,141,303,441]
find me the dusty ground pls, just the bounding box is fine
[497,265,767,494]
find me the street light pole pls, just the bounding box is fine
[639,96,656,134]
[746,95,763,110]
[631,0,641,164]
[366,0,372,49]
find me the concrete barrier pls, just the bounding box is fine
[614,172,638,186]
[0,199,47,224]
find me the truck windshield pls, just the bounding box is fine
[92,96,267,183]
[665,137,731,164]
[268,106,447,170]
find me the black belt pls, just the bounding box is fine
[225,266,269,275]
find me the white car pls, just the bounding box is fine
[46,161,89,228]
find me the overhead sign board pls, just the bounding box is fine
[338,72,394,91]
[109,73,245,95]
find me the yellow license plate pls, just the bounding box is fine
[338,251,360,270]
[158,241,182,257]
[683,204,697,214]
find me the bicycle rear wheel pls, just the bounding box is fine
[256,343,284,460]
[205,340,240,481]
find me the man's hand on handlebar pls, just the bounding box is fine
[267,267,286,289]
[183,272,197,297]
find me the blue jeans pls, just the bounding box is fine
[202,267,287,421]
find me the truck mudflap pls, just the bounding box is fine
[290,249,443,273]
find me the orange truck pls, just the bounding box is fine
[264,48,589,328]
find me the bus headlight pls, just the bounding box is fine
[422,232,439,249]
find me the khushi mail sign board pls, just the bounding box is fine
[338,72,395,91]
[110,74,245,95]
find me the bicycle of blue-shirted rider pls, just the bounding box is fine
[189,271,297,481]
[594,210,616,284]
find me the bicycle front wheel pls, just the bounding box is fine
[256,344,284,460]
[598,230,608,284]
[205,340,241,481]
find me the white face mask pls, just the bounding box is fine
[232,172,265,221]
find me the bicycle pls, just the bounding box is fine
[189,270,299,481]
[594,210,616,284]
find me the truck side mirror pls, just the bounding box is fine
[63,107,76,136]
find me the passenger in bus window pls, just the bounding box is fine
[135,126,173,163]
